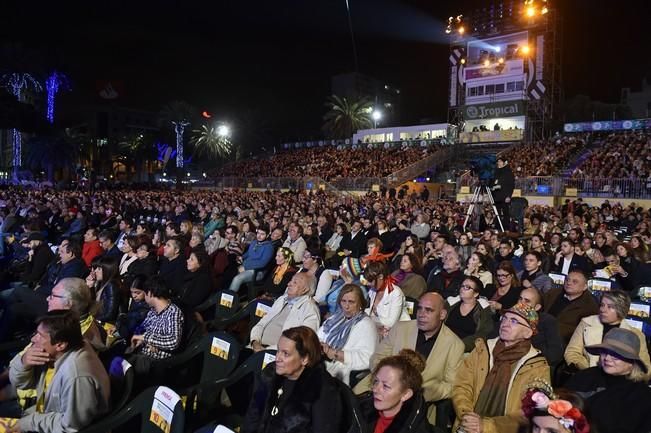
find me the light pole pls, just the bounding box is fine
[372,109,382,129]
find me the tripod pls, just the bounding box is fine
[462,183,505,232]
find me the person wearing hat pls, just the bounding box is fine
[491,156,515,231]
[452,302,550,433]
[566,328,651,433]
[16,233,54,289]
[565,290,651,375]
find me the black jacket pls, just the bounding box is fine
[158,256,188,293]
[338,231,367,259]
[552,253,592,276]
[358,391,432,433]
[566,367,651,433]
[36,257,88,297]
[243,363,343,433]
[20,243,55,286]
[96,281,120,323]
[176,267,214,310]
[531,312,564,367]
[491,164,515,202]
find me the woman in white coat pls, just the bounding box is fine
[363,261,410,337]
[564,289,651,375]
[318,284,377,384]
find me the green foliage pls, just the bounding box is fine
[322,95,373,139]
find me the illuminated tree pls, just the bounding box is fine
[45,71,70,124]
[1,72,42,181]
[322,95,372,139]
[158,101,196,168]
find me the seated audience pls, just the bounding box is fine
[176,249,214,309]
[464,252,493,288]
[564,290,651,373]
[518,287,564,367]
[317,284,377,384]
[261,247,297,300]
[241,326,343,433]
[518,251,552,293]
[566,328,651,433]
[86,255,121,323]
[363,261,410,336]
[390,253,426,299]
[543,270,599,344]
[485,261,522,315]
[7,310,110,433]
[249,273,320,351]
[521,385,590,433]
[128,276,184,373]
[358,349,432,433]
[452,303,550,433]
[354,292,464,426]
[446,276,493,352]
[227,226,274,293]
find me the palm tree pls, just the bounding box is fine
[190,124,232,160]
[45,70,71,124]
[322,95,372,139]
[117,132,157,182]
[24,129,81,182]
[1,72,42,181]
[158,101,196,169]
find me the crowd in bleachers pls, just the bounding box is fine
[571,131,651,179]
[217,144,440,180]
[1,187,651,432]
[500,136,588,177]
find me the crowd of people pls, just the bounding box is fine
[217,144,441,180]
[571,131,651,179]
[0,185,650,432]
[500,135,588,177]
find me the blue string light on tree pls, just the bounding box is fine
[45,71,70,124]
[0,72,42,182]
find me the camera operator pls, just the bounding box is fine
[491,156,515,230]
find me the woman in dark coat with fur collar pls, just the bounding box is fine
[242,326,344,433]
[358,349,434,433]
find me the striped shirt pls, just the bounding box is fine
[138,302,184,360]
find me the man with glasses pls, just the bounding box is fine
[353,292,464,427]
[227,225,274,293]
[452,302,550,433]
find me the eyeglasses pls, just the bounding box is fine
[48,293,66,300]
[500,316,530,328]
[459,284,475,291]
[496,273,512,278]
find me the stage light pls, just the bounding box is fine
[498,57,505,64]
[460,58,466,65]
[483,59,490,67]
[521,45,531,55]
[541,6,549,14]
[458,26,465,35]
[495,47,501,52]
[217,124,230,137]
[526,6,535,17]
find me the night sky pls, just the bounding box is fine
[2,0,650,145]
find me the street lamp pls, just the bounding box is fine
[372,110,382,129]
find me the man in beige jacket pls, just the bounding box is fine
[354,292,464,426]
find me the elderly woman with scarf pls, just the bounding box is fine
[317,284,377,384]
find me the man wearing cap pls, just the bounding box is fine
[17,233,54,289]
[566,328,651,433]
[491,156,515,230]
[452,302,550,433]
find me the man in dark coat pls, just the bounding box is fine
[491,156,515,230]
